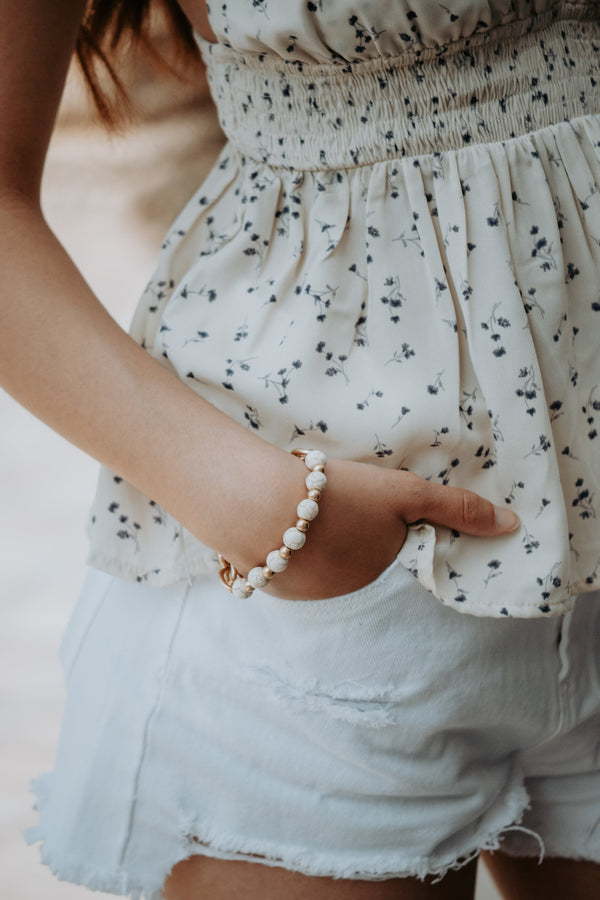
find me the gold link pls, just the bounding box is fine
[218,553,239,592]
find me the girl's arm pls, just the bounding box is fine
[0,0,309,567]
[0,0,517,600]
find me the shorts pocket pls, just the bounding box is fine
[234,549,423,715]
[245,547,413,625]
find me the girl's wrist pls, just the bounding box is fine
[218,449,328,598]
[198,443,309,577]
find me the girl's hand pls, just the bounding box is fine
[251,457,519,601]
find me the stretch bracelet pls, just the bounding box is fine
[218,448,328,599]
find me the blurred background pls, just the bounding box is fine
[0,12,500,898]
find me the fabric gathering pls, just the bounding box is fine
[25,1,600,898]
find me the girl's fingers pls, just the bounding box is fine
[397,474,520,536]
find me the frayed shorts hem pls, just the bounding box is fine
[26,775,551,899]
[28,829,600,900]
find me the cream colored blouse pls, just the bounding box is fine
[87,0,600,618]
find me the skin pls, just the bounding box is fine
[480,853,600,900]
[162,856,479,900]
[0,0,596,896]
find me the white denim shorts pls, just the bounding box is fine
[27,555,600,900]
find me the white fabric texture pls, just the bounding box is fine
[86,0,600,617]
[26,564,600,897]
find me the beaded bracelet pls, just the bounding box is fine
[218,448,327,599]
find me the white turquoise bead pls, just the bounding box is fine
[247,566,269,589]
[224,448,328,598]
[304,449,327,470]
[297,498,319,521]
[232,576,252,599]
[267,550,289,573]
[306,470,327,491]
[283,527,306,550]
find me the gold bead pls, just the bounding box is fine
[279,546,292,559]
[262,566,274,579]
[308,489,321,501]
[243,582,253,594]
[296,519,310,533]
[313,464,325,472]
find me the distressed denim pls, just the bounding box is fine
[27,557,600,899]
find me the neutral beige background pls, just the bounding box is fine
[0,44,501,900]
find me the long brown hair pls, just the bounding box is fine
[76,0,201,125]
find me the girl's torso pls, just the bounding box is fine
[86,0,600,619]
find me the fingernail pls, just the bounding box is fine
[494,505,520,533]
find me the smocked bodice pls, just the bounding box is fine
[198,0,600,168]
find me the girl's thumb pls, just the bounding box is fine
[401,477,520,537]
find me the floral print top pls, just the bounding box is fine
[87,0,600,618]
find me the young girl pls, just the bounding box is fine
[4,1,599,898]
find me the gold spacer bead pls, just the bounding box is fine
[308,489,321,502]
[313,464,325,473]
[296,519,310,533]
[243,582,253,594]
[262,566,274,579]
[279,546,292,559]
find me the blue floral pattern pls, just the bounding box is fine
[87,0,600,618]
